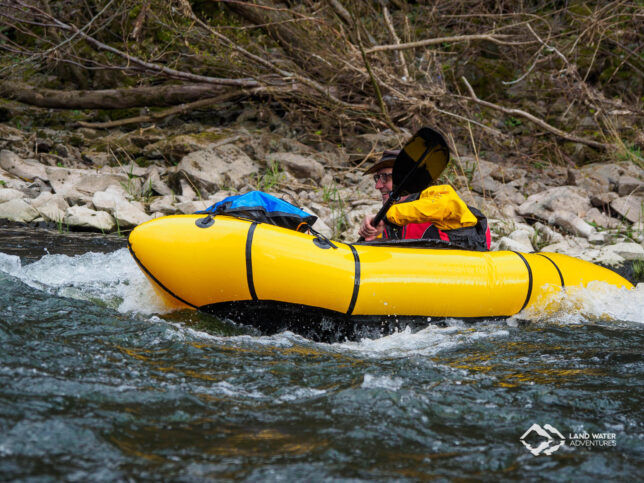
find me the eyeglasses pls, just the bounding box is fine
[373,172,393,183]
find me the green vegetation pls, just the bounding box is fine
[322,184,349,238]
[255,161,284,192]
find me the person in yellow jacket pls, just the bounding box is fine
[358,150,491,250]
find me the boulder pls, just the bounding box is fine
[470,176,502,196]
[65,205,115,232]
[548,210,595,238]
[0,167,29,190]
[45,166,135,203]
[31,192,69,222]
[588,231,610,245]
[0,198,39,222]
[0,188,25,203]
[579,161,642,191]
[149,195,179,214]
[266,153,325,181]
[179,179,197,200]
[617,175,644,196]
[81,151,111,167]
[517,186,592,220]
[584,207,621,229]
[601,242,644,261]
[590,192,619,209]
[0,150,47,181]
[174,144,258,192]
[144,167,173,196]
[175,199,210,214]
[497,236,533,253]
[92,186,151,228]
[507,228,535,250]
[493,184,525,205]
[610,196,643,224]
[541,237,590,258]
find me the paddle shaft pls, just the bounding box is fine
[370,144,432,228]
[357,143,433,242]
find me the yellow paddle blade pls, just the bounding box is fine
[393,127,449,195]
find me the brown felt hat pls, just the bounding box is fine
[364,149,400,175]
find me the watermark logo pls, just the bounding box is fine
[520,423,566,456]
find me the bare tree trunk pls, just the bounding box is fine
[0,81,228,109]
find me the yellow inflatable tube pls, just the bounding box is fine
[128,215,632,325]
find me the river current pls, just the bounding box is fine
[0,228,642,481]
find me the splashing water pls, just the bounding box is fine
[0,248,168,314]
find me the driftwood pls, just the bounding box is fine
[0,81,228,109]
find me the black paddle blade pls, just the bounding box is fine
[392,127,449,195]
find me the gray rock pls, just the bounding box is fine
[31,192,69,223]
[507,228,535,250]
[266,152,325,181]
[0,167,28,191]
[0,150,47,181]
[548,210,595,238]
[584,207,621,229]
[0,188,25,202]
[92,187,151,228]
[494,184,525,205]
[179,179,197,200]
[144,168,173,196]
[175,199,210,214]
[0,198,39,222]
[579,161,643,196]
[470,176,502,196]
[588,231,610,245]
[174,144,258,192]
[617,175,644,196]
[517,186,592,220]
[65,205,115,232]
[599,242,644,262]
[81,151,111,167]
[497,236,533,253]
[541,237,590,257]
[610,195,643,224]
[45,166,135,203]
[149,196,179,214]
[591,191,619,208]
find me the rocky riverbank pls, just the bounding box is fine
[1,122,643,282]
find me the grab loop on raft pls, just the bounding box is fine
[195,215,215,228]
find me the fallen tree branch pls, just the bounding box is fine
[326,0,352,26]
[0,81,228,109]
[365,33,513,53]
[461,76,611,150]
[382,6,409,79]
[75,90,257,128]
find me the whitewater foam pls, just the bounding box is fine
[517,281,644,325]
[0,248,168,314]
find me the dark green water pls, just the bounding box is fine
[0,229,642,481]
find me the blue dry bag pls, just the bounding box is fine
[197,191,317,232]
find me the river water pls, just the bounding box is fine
[0,227,642,481]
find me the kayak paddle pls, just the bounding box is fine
[359,127,450,240]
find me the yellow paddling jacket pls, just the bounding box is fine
[381,185,490,250]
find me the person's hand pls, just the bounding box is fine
[359,215,385,241]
